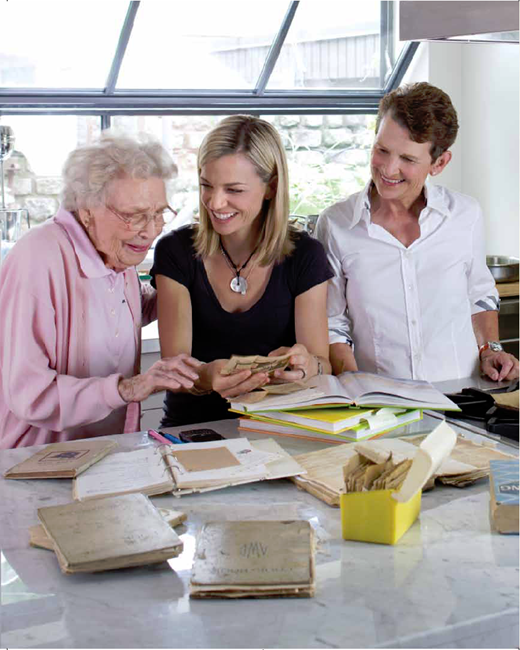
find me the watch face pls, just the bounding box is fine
[489,341,504,352]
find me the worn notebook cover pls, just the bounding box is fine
[29,507,187,551]
[489,459,519,534]
[37,493,183,573]
[190,520,315,598]
[4,439,118,479]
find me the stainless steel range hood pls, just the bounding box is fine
[400,1,519,43]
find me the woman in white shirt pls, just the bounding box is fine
[316,82,518,383]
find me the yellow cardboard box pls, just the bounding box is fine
[340,421,457,545]
[340,488,422,545]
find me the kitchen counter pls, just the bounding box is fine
[1,410,518,649]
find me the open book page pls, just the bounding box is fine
[73,446,173,501]
[338,372,459,410]
[249,438,306,479]
[38,493,183,573]
[162,438,275,489]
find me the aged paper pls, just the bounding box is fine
[221,354,291,376]
[30,507,187,551]
[38,493,183,573]
[73,447,173,501]
[190,520,315,598]
[5,439,117,479]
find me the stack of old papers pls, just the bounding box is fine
[163,438,305,496]
[73,438,305,500]
[37,493,183,573]
[190,520,315,599]
[292,432,517,506]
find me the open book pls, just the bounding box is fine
[73,438,305,500]
[37,493,183,573]
[230,372,460,413]
[190,520,315,598]
[4,439,117,479]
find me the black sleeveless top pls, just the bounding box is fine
[150,226,333,426]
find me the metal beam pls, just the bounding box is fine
[379,1,394,87]
[384,41,420,93]
[104,1,140,95]
[254,1,299,95]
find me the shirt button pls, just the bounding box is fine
[411,320,417,326]
[111,309,116,316]
[115,331,119,338]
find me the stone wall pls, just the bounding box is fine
[3,113,375,232]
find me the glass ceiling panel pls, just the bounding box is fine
[117,1,291,90]
[0,1,129,88]
[267,0,387,90]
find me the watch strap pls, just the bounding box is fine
[479,341,503,359]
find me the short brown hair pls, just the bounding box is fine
[194,115,293,265]
[375,82,459,161]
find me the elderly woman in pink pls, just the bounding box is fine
[0,133,200,448]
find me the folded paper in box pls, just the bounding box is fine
[341,422,457,545]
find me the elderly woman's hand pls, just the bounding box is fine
[197,359,270,399]
[480,350,519,382]
[118,354,202,403]
[269,344,318,383]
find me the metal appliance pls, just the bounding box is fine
[0,125,30,266]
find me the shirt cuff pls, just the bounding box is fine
[103,374,128,410]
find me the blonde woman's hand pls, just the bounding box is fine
[269,344,317,383]
[118,354,202,403]
[199,359,270,399]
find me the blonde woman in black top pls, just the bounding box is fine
[151,115,333,426]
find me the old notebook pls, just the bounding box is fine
[74,438,305,500]
[4,439,117,479]
[190,520,315,599]
[37,493,183,573]
[29,507,187,550]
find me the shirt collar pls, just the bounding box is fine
[422,180,451,218]
[54,207,116,279]
[350,179,451,229]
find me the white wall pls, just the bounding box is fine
[403,41,519,257]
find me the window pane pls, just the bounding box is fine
[1,116,100,226]
[267,0,384,90]
[117,1,291,89]
[0,1,128,88]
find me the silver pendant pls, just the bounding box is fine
[230,276,247,295]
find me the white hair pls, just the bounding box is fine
[61,131,177,212]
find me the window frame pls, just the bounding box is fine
[0,1,419,119]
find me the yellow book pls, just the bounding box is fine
[249,406,376,433]
[234,408,423,440]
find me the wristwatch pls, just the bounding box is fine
[479,341,504,358]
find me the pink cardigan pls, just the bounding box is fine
[0,208,156,448]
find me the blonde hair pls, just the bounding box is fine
[61,131,177,212]
[194,115,294,265]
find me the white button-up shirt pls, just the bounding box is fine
[316,181,499,382]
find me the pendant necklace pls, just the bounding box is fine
[219,240,258,296]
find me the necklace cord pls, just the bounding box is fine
[219,240,257,279]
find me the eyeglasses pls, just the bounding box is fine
[106,204,177,232]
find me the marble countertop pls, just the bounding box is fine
[1,411,518,649]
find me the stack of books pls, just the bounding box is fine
[231,371,460,444]
[237,405,423,443]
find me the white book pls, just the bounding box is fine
[231,372,460,413]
